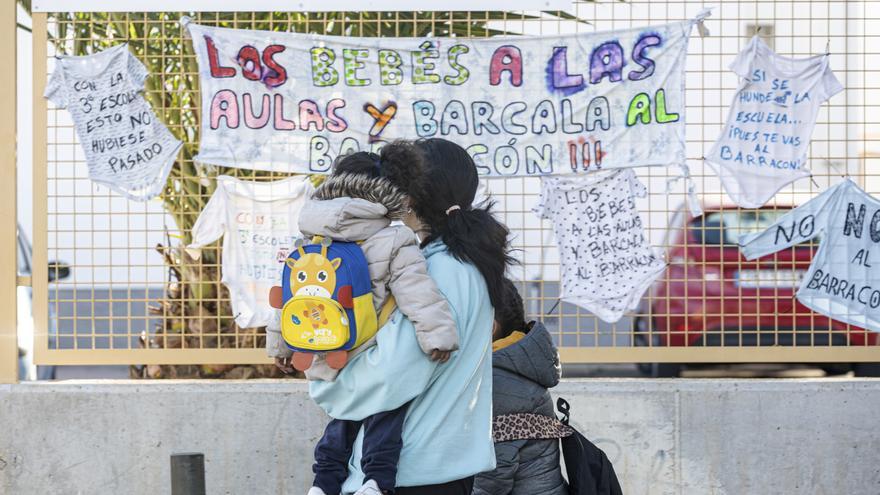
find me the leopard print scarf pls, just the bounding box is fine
[492,413,575,443]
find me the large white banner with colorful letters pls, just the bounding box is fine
[183,16,704,176]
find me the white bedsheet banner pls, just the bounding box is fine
[183,14,707,176]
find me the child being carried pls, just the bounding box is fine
[271,142,459,495]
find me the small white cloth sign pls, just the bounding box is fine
[187,175,314,329]
[706,36,843,208]
[534,169,666,322]
[45,43,182,201]
[740,179,880,332]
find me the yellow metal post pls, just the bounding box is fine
[0,2,17,384]
[31,12,47,369]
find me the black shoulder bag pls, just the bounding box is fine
[557,397,624,495]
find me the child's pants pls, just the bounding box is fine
[313,403,409,494]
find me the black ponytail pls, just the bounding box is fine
[495,278,527,339]
[390,138,515,310]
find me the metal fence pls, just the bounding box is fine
[19,0,880,373]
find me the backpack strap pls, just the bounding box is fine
[377,295,397,328]
[557,397,571,425]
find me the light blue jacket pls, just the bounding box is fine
[309,240,496,492]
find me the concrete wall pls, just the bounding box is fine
[1,379,878,495]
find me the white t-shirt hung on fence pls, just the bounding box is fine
[533,169,666,323]
[186,175,314,329]
[705,36,844,208]
[44,43,183,201]
[739,179,880,333]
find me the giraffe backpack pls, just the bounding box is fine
[269,235,378,371]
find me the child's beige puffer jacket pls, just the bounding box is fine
[266,173,459,380]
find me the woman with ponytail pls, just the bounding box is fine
[401,138,515,311]
[310,138,513,494]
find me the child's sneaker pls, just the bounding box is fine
[353,479,383,495]
[307,487,327,495]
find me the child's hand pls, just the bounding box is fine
[430,349,452,363]
[274,357,295,374]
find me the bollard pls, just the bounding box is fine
[170,453,206,495]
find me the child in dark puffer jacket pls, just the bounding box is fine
[472,279,569,495]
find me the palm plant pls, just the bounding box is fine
[18,5,587,378]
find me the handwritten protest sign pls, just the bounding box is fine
[183,15,706,176]
[44,44,182,200]
[739,179,880,332]
[706,36,843,208]
[187,175,313,328]
[534,170,666,322]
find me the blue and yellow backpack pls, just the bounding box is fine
[269,236,380,372]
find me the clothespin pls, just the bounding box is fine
[179,15,193,37]
[697,21,710,38]
[825,38,831,55]
[694,7,713,38]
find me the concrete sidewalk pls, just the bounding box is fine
[1,379,877,494]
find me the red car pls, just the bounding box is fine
[634,203,880,377]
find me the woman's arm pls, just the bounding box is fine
[309,310,440,421]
